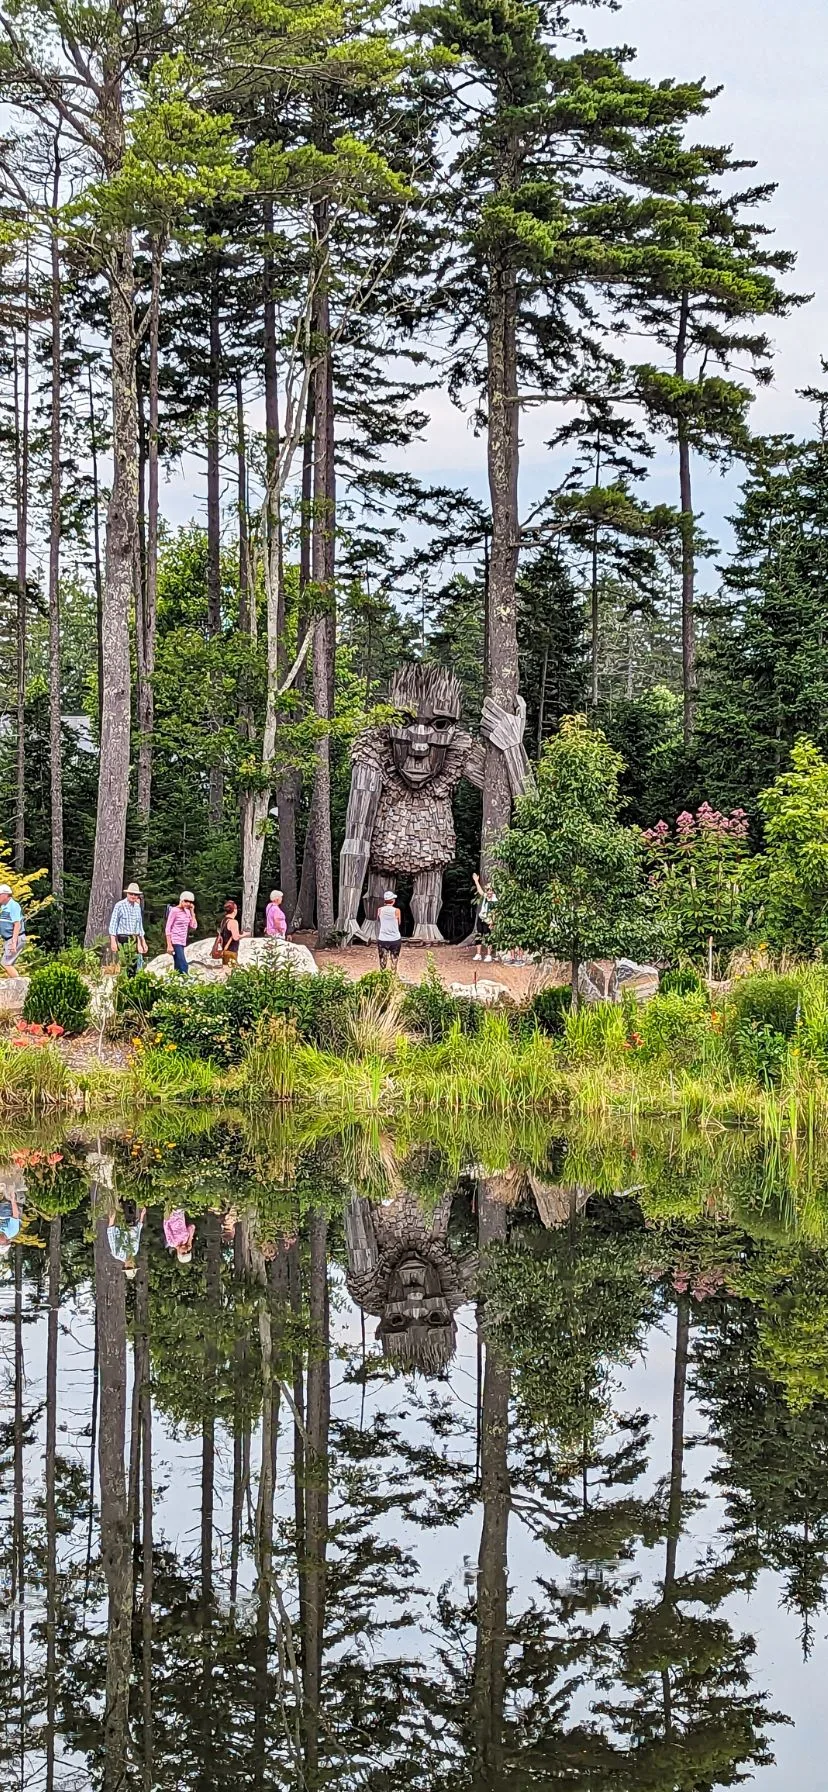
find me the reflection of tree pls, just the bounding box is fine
[94,1211,133,1790]
[695,1294,828,1657]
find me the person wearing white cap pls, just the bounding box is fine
[165,890,198,974]
[376,889,402,972]
[108,882,148,974]
[0,882,25,979]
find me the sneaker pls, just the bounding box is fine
[484,953,492,963]
[473,952,482,962]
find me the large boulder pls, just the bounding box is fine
[578,958,659,1005]
[145,935,318,980]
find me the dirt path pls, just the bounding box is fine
[298,934,563,998]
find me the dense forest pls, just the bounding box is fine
[0,0,818,947]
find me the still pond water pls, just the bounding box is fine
[1,1113,827,1788]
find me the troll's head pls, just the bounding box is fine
[388,663,463,790]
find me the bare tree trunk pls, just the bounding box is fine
[85,164,138,942]
[675,288,695,742]
[88,363,105,737]
[94,1213,132,1791]
[48,149,64,938]
[45,1218,61,1792]
[236,368,252,646]
[136,238,162,865]
[199,1215,221,1780]
[309,251,336,946]
[482,216,520,874]
[472,1180,510,1790]
[13,252,30,873]
[135,1252,154,1792]
[207,246,224,827]
[590,438,601,710]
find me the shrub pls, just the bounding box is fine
[355,969,399,1011]
[147,965,356,1064]
[526,983,571,1037]
[726,973,802,1041]
[563,1002,628,1062]
[24,964,89,1036]
[660,966,704,998]
[402,967,481,1042]
[729,1021,789,1088]
[638,991,711,1069]
[116,970,168,1027]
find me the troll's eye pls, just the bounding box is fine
[432,715,452,730]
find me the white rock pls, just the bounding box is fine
[144,935,319,980]
[450,979,510,1005]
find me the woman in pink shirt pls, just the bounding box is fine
[164,1209,196,1263]
[166,890,198,974]
[265,889,287,939]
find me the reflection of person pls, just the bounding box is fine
[108,883,148,974]
[0,1189,22,1252]
[107,1202,146,1279]
[472,872,496,964]
[0,882,25,979]
[165,891,198,974]
[163,1208,195,1263]
[376,890,402,972]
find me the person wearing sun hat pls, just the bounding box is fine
[0,882,25,979]
[108,881,148,974]
[165,890,198,974]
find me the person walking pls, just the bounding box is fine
[265,889,287,939]
[165,891,198,974]
[213,899,241,966]
[376,889,402,972]
[108,883,148,974]
[0,883,25,979]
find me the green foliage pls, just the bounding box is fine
[494,716,659,985]
[23,965,90,1035]
[401,965,481,1041]
[643,804,753,961]
[526,982,572,1037]
[726,974,803,1041]
[755,737,828,951]
[563,1002,628,1063]
[147,966,354,1065]
[661,965,704,997]
[638,991,711,1070]
[728,1021,789,1089]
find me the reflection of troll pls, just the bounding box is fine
[336,662,533,942]
[344,1192,476,1375]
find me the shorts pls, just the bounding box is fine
[378,940,401,969]
[2,937,23,967]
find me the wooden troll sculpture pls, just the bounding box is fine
[336,662,533,942]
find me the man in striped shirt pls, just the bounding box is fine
[108,882,148,973]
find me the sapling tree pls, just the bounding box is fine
[755,737,828,953]
[492,715,659,1003]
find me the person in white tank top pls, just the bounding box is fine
[376,890,402,971]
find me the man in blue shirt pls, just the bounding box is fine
[0,883,25,978]
[108,882,148,974]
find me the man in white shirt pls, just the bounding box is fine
[108,882,148,974]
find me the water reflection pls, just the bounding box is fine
[1,1115,827,1787]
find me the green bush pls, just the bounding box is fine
[729,1021,789,1088]
[402,967,481,1041]
[355,969,399,1010]
[116,970,168,1027]
[526,983,571,1037]
[638,991,711,1068]
[726,973,802,1041]
[23,964,89,1036]
[147,965,356,1064]
[660,966,704,999]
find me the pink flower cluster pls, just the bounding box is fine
[643,804,749,846]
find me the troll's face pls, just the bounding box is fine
[388,664,462,790]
